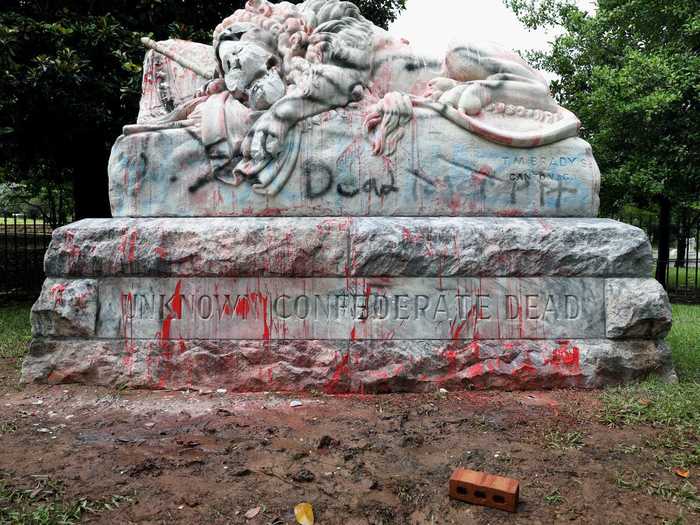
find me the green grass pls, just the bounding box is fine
[614,470,700,511]
[543,430,585,451]
[667,305,700,382]
[601,305,700,432]
[666,266,700,290]
[0,474,133,524]
[602,304,700,513]
[652,264,700,290]
[0,302,32,359]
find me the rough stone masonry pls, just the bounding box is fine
[23,0,674,392]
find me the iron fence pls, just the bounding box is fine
[0,211,697,302]
[0,214,54,300]
[614,213,700,302]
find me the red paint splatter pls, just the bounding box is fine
[325,352,351,394]
[350,326,357,341]
[50,283,66,306]
[545,340,581,375]
[154,246,168,259]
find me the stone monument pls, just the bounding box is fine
[23,0,674,392]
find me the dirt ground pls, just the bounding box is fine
[0,357,696,525]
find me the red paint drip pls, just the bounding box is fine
[450,319,468,342]
[325,352,351,394]
[127,231,137,263]
[171,280,182,319]
[235,296,250,318]
[159,316,173,350]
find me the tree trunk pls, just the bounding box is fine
[675,209,690,268]
[676,232,687,268]
[655,196,672,287]
[72,137,112,220]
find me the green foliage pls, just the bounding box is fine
[504,0,700,215]
[0,302,32,359]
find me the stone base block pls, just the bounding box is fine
[22,338,674,392]
[23,217,674,392]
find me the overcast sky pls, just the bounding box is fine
[389,0,596,56]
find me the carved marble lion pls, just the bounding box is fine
[128,0,580,196]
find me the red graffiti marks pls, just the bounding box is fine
[449,319,468,342]
[545,341,581,375]
[63,231,81,259]
[464,362,485,379]
[158,280,182,350]
[49,283,66,306]
[325,352,351,394]
[440,340,480,384]
[154,246,168,259]
[247,292,271,341]
[234,296,251,318]
[350,326,357,341]
[117,230,138,263]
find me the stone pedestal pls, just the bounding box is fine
[23,217,674,392]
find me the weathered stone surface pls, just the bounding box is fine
[95,277,606,341]
[110,113,600,218]
[22,338,674,392]
[606,279,672,339]
[44,218,349,278]
[31,279,98,337]
[44,218,651,278]
[349,218,651,278]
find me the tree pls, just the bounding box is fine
[504,0,700,284]
[0,0,405,220]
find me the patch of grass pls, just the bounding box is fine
[543,488,563,505]
[601,381,700,430]
[0,473,133,524]
[615,470,699,511]
[0,302,32,359]
[601,304,700,435]
[667,304,700,382]
[544,430,584,451]
[664,265,700,291]
[0,421,17,435]
[647,430,700,470]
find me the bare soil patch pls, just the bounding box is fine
[0,358,696,524]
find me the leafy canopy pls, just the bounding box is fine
[505,0,700,214]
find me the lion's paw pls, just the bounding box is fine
[437,83,492,116]
[423,77,459,101]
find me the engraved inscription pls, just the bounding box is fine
[98,278,605,341]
